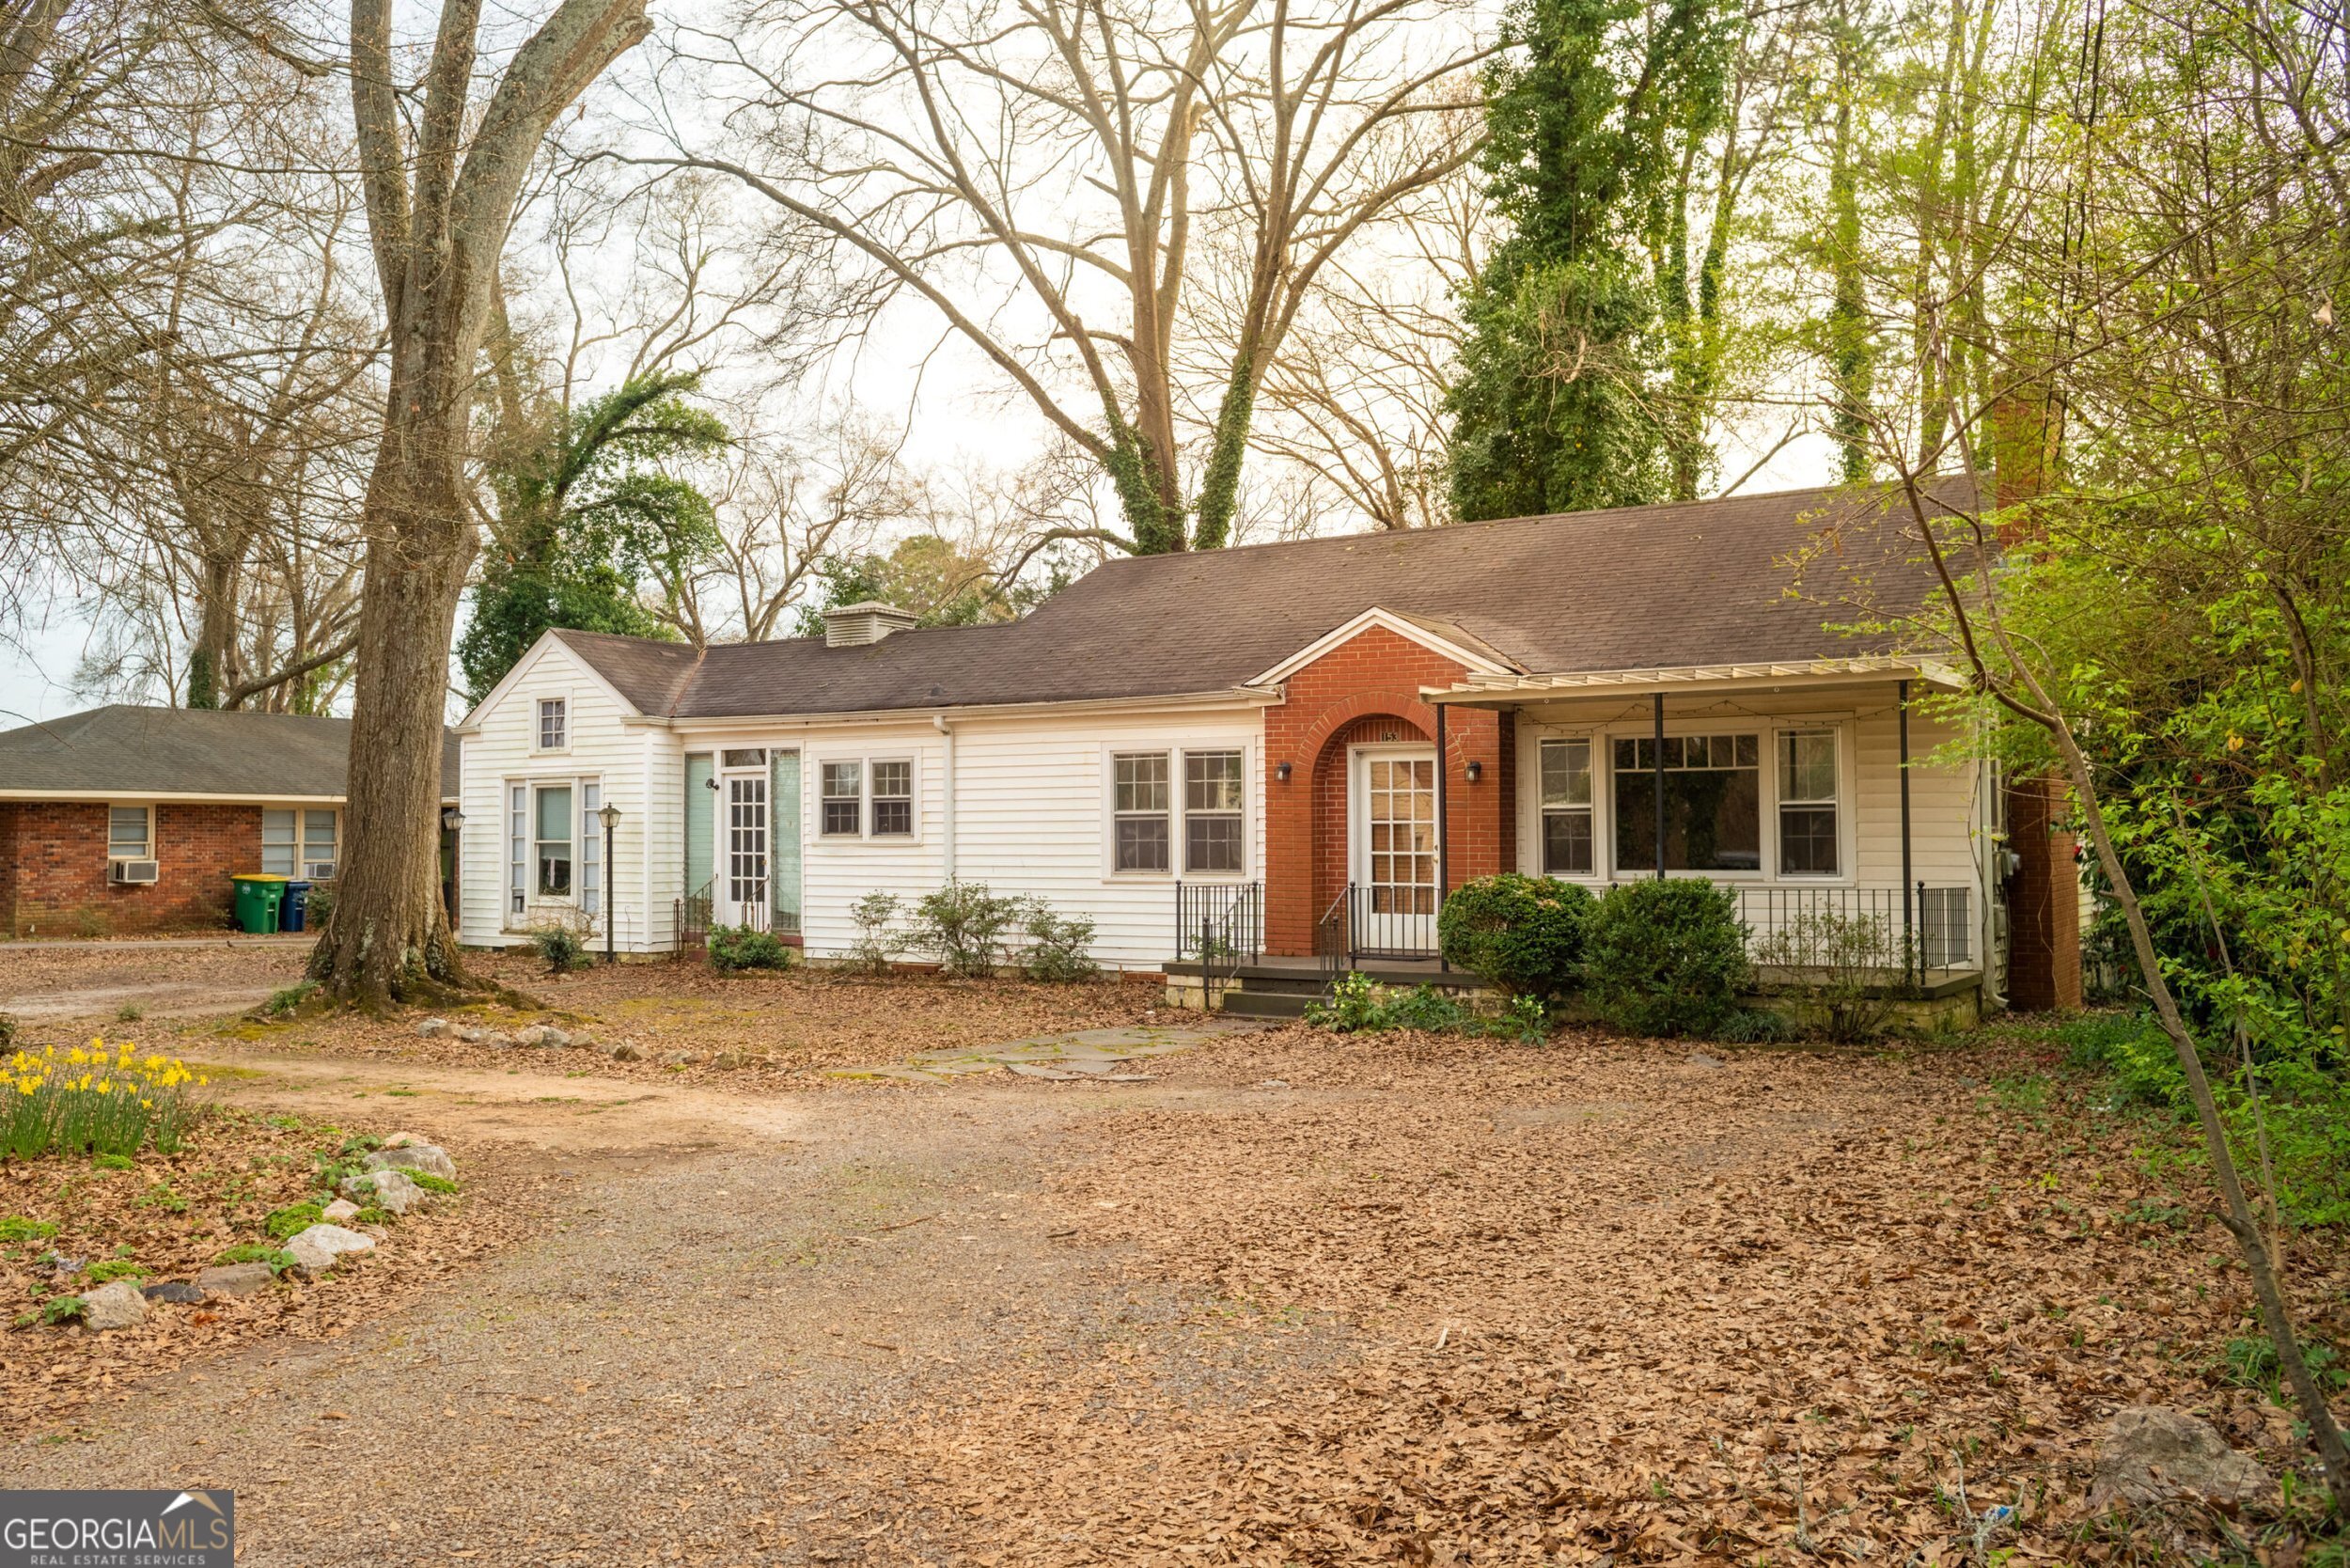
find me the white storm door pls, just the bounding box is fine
[1350,746,1439,954]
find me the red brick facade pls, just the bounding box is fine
[1262,623,1514,955]
[2003,774,2082,1011]
[0,801,263,936]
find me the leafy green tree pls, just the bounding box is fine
[457,372,727,701]
[1447,0,1734,519]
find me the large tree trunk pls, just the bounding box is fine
[308,0,648,1006]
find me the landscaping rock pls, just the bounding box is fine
[483,1032,517,1049]
[456,1027,488,1043]
[659,1051,700,1067]
[2089,1405,2276,1511]
[283,1223,376,1277]
[141,1280,204,1305]
[321,1198,361,1224]
[194,1262,275,1297]
[1685,1052,1725,1069]
[415,1017,452,1038]
[80,1278,148,1331]
[607,1043,642,1062]
[513,1024,572,1048]
[366,1142,456,1182]
[341,1168,426,1215]
[711,1051,743,1070]
[381,1130,431,1149]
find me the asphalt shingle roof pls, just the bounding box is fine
[556,481,1974,720]
[0,706,461,800]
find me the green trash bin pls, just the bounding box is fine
[231,874,289,934]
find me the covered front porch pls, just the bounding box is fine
[1172,655,2002,1012]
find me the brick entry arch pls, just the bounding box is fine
[1261,623,1514,955]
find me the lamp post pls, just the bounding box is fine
[596,802,621,964]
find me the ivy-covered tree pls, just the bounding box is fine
[457,372,728,702]
[1447,0,1735,519]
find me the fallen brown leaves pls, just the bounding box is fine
[848,1027,2346,1564]
[212,957,1166,1090]
[0,1109,552,1436]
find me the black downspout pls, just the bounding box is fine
[1434,700,1449,969]
[1899,679,1914,983]
[1653,692,1667,880]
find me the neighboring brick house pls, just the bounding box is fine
[0,707,461,937]
[448,480,2081,1016]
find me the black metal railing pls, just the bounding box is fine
[1733,883,1973,985]
[1175,881,1261,1009]
[1315,885,1353,996]
[674,879,714,957]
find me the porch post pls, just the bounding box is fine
[1434,699,1450,970]
[1898,679,1915,981]
[1652,692,1666,879]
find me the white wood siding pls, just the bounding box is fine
[456,641,664,950]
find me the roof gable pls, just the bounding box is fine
[1247,605,1525,686]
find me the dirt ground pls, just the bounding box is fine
[1,944,2342,1564]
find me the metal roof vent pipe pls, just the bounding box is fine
[820,601,918,649]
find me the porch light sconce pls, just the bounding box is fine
[1276,760,1293,783]
[704,776,721,791]
[1465,760,1483,784]
[440,807,465,832]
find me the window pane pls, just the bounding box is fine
[822,799,861,836]
[1113,753,1167,813]
[1612,737,1761,872]
[721,747,767,769]
[1116,816,1169,872]
[1185,814,1243,873]
[822,761,861,799]
[1540,739,1590,807]
[304,810,337,851]
[1780,731,1837,802]
[1779,806,1839,875]
[108,807,148,855]
[536,786,572,843]
[871,760,912,800]
[1183,751,1243,812]
[872,799,913,837]
[539,698,566,747]
[1542,809,1593,874]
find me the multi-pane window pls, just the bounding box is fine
[1538,738,1594,875]
[537,698,567,750]
[1364,756,1437,914]
[821,761,863,837]
[580,782,603,917]
[107,806,151,859]
[535,784,573,895]
[870,760,914,837]
[509,784,527,916]
[260,808,338,877]
[1183,751,1245,873]
[1112,752,1170,872]
[1777,730,1840,875]
[1612,733,1762,873]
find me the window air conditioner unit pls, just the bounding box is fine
[110,858,160,885]
[303,861,337,881]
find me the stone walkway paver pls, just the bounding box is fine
[830,1020,1261,1084]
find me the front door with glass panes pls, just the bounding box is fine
[718,749,770,929]
[1350,746,1439,954]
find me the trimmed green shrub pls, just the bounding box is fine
[708,924,791,974]
[529,918,591,975]
[1435,873,1593,996]
[1583,879,1751,1038]
[842,893,902,976]
[1020,905,1099,981]
[911,881,1026,978]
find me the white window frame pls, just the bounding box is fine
[535,695,570,754]
[504,774,603,928]
[1182,748,1247,875]
[1517,713,1856,887]
[300,808,339,880]
[1774,729,1843,879]
[1535,736,1596,877]
[1099,741,1253,881]
[812,753,923,844]
[106,803,153,862]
